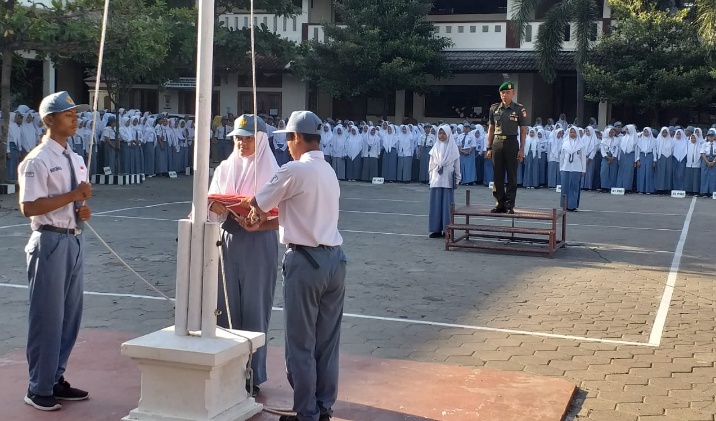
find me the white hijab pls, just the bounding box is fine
[672,128,687,161]
[208,131,279,197]
[429,124,460,168]
[347,125,363,159]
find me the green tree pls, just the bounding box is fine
[299,0,452,120]
[0,0,100,184]
[695,0,716,46]
[512,0,600,126]
[583,10,716,126]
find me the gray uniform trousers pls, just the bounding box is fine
[217,218,278,385]
[26,231,84,396]
[283,245,347,421]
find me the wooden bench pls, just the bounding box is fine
[445,190,567,257]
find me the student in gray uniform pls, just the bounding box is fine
[248,110,346,421]
[18,91,92,411]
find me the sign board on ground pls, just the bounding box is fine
[103,167,112,175]
[168,171,177,179]
[611,187,625,195]
[671,190,686,198]
[555,185,562,193]
[372,177,384,185]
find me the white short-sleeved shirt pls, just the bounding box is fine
[19,138,87,231]
[255,150,343,247]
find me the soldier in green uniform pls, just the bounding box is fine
[485,81,529,214]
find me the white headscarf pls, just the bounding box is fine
[429,124,460,168]
[347,125,363,159]
[7,111,20,146]
[119,116,133,142]
[208,131,279,198]
[20,112,38,151]
[637,127,654,154]
[620,124,637,154]
[381,125,397,151]
[671,127,687,161]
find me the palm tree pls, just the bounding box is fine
[511,0,599,126]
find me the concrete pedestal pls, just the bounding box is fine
[121,326,265,421]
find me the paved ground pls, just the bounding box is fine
[1,176,715,420]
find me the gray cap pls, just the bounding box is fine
[707,128,716,136]
[274,110,322,135]
[685,126,695,133]
[613,121,622,127]
[39,91,90,118]
[227,114,266,137]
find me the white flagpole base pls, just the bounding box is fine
[121,326,265,421]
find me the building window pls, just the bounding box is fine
[234,16,239,29]
[525,24,533,42]
[435,26,440,33]
[457,26,464,33]
[470,26,476,33]
[424,85,496,120]
[273,16,278,32]
[564,24,571,42]
[262,17,268,26]
[292,17,297,31]
[482,25,489,33]
[589,22,598,41]
[244,16,249,27]
[366,96,396,117]
[283,17,287,31]
[313,27,319,41]
[495,25,501,32]
[446,26,452,33]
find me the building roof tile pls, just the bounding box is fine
[443,50,576,73]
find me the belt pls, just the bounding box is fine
[39,225,82,235]
[494,135,517,141]
[287,243,323,269]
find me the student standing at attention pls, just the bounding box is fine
[18,91,92,411]
[428,124,461,238]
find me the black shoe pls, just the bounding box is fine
[490,207,507,213]
[279,416,299,421]
[506,208,515,214]
[320,414,332,421]
[25,389,61,411]
[245,383,260,397]
[53,377,89,401]
[429,232,442,238]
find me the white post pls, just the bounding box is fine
[174,220,192,335]
[42,59,56,96]
[201,222,220,338]
[187,0,216,332]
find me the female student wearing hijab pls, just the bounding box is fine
[699,128,716,196]
[456,124,476,185]
[207,114,279,397]
[685,133,701,195]
[379,124,397,182]
[176,119,188,173]
[654,127,674,193]
[600,127,619,191]
[635,127,657,194]
[320,123,333,164]
[617,124,637,192]
[396,125,414,182]
[473,124,486,185]
[428,124,461,238]
[523,127,540,188]
[118,116,133,174]
[143,117,156,176]
[20,112,39,160]
[418,125,434,183]
[672,127,688,191]
[6,111,21,181]
[345,125,363,181]
[361,126,381,181]
[131,116,144,174]
[331,125,347,180]
[102,116,119,174]
[547,128,563,188]
[560,127,587,211]
[154,117,169,176]
[581,126,598,190]
[537,127,549,186]
[273,120,291,166]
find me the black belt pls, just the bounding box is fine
[287,243,323,269]
[494,135,517,141]
[39,225,81,235]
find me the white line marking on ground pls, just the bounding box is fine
[0,223,28,230]
[0,283,652,347]
[93,201,191,215]
[648,196,696,346]
[93,214,179,222]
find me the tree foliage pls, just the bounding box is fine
[583,10,716,123]
[298,0,452,117]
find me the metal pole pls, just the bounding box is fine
[187,0,215,331]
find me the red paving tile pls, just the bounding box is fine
[0,330,575,421]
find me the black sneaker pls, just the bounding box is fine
[24,389,61,411]
[279,416,299,421]
[53,377,89,401]
[320,414,332,421]
[429,232,442,238]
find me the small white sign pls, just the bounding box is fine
[185,167,191,176]
[372,177,384,185]
[712,192,716,200]
[671,190,686,198]
[488,181,494,189]
[555,185,562,193]
[103,166,112,175]
[611,187,625,196]
[168,171,177,178]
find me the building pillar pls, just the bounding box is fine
[220,73,238,117]
[413,92,425,121]
[395,90,405,123]
[42,59,56,96]
[598,101,609,129]
[603,1,611,18]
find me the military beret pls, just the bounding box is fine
[499,81,515,91]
